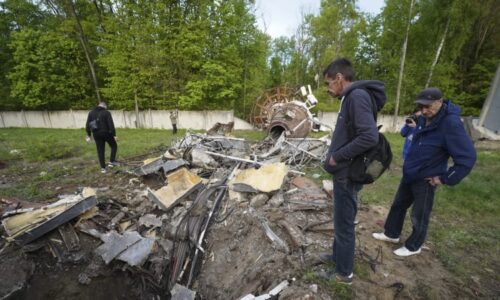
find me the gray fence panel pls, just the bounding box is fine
[0,110,410,132]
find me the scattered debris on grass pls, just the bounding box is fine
[0,130,478,299]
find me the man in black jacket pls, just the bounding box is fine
[85,101,118,173]
[319,58,387,284]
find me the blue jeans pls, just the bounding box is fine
[331,178,362,277]
[384,179,436,251]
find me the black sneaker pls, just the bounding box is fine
[317,269,353,285]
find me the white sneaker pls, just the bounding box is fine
[394,246,421,257]
[108,161,120,168]
[100,168,107,174]
[372,232,400,243]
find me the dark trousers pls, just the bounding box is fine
[172,124,177,134]
[384,179,436,251]
[94,133,117,169]
[332,178,362,277]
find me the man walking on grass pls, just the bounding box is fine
[373,88,476,256]
[320,58,387,284]
[85,101,119,173]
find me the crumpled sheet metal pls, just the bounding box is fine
[132,157,188,176]
[148,168,203,211]
[190,148,218,169]
[230,163,288,193]
[175,133,246,149]
[2,195,97,245]
[174,133,249,160]
[95,231,155,266]
[117,236,155,266]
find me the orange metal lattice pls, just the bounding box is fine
[249,86,295,129]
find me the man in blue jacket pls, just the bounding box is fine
[373,87,476,256]
[319,58,387,284]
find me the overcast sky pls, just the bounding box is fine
[255,0,385,38]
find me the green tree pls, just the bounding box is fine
[267,36,294,87]
[96,0,268,117]
[0,0,47,110]
[8,29,92,109]
[309,0,360,80]
[454,0,500,115]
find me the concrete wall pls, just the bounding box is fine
[0,110,406,132]
[0,110,254,131]
[317,111,405,133]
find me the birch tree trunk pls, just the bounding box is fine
[68,0,102,103]
[393,0,415,129]
[425,17,450,88]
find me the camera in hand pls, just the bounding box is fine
[405,114,418,124]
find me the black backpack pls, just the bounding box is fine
[89,111,102,132]
[348,94,392,184]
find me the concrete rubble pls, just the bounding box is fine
[0,129,334,299]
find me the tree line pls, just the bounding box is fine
[0,0,498,117]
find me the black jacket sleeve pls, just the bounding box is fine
[85,111,92,136]
[331,89,379,162]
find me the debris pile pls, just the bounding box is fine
[1,131,335,299]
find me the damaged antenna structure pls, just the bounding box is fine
[250,85,319,139]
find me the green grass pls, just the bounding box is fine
[0,128,187,163]
[302,268,353,299]
[353,261,371,280]
[231,129,267,141]
[0,128,186,200]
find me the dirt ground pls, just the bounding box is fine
[0,141,497,299]
[196,200,469,299]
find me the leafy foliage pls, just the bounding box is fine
[0,0,498,117]
[8,28,93,109]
